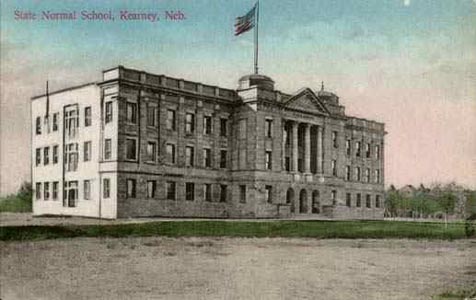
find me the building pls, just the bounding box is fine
[31,66,386,219]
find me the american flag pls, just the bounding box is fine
[234,4,257,36]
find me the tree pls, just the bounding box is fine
[464,191,476,237]
[385,188,400,217]
[17,181,33,201]
[438,192,456,228]
[464,191,476,219]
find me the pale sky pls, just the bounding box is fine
[1,0,475,195]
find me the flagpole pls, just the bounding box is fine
[254,1,259,75]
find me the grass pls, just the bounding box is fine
[0,219,470,241]
[0,194,32,213]
[434,287,476,299]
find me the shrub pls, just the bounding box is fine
[0,181,33,212]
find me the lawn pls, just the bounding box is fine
[0,219,469,241]
[434,287,476,300]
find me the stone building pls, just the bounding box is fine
[31,66,386,219]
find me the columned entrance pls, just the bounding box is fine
[282,120,324,175]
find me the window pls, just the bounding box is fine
[204,184,212,202]
[166,181,176,200]
[346,139,351,156]
[126,138,137,160]
[36,116,41,135]
[238,119,247,139]
[331,159,337,176]
[332,131,338,148]
[53,145,58,164]
[356,193,361,207]
[166,109,176,130]
[35,182,42,200]
[105,101,113,123]
[52,113,59,131]
[375,145,381,159]
[331,190,337,206]
[65,143,78,172]
[186,146,194,167]
[220,118,228,137]
[203,148,211,167]
[103,178,110,198]
[147,181,156,198]
[265,119,273,138]
[35,148,41,166]
[186,182,195,201]
[298,158,303,172]
[285,157,290,172]
[64,181,78,207]
[355,167,361,181]
[365,143,371,158]
[220,150,227,168]
[127,179,136,198]
[219,185,227,202]
[375,195,381,208]
[265,151,272,170]
[126,102,137,124]
[84,106,92,127]
[365,168,370,183]
[239,185,246,203]
[356,141,361,157]
[104,139,112,160]
[43,147,50,165]
[147,104,158,127]
[166,143,176,164]
[345,166,351,181]
[265,185,272,203]
[84,141,92,162]
[64,107,79,138]
[239,149,246,169]
[44,182,50,200]
[374,169,380,183]
[147,142,157,162]
[366,194,371,208]
[185,113,195,134]
[84,180,91,200]
[52,182,59,200]
[346,193,351,207]
[203,116,212,135]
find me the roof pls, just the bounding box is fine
[31,82,98,100]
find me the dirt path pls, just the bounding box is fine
[1,238,475,300]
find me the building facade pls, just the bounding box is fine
[31,66,386,219]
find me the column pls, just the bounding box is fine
[292,121,298,172]
[317,126,323,173]
[304,124,311,173]
[282,121,286,170]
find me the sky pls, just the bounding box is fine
[1,0,475,195]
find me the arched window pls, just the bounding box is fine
[312,190,320,214]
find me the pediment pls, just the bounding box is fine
[284,88,329,115]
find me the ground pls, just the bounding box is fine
[1,237,474,300]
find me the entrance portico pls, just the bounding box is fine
[283,119,324,176]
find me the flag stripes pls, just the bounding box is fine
[234,4,256,36]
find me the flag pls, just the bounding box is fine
[234,3,257,36]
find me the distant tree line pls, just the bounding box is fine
[384,183,476,220]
